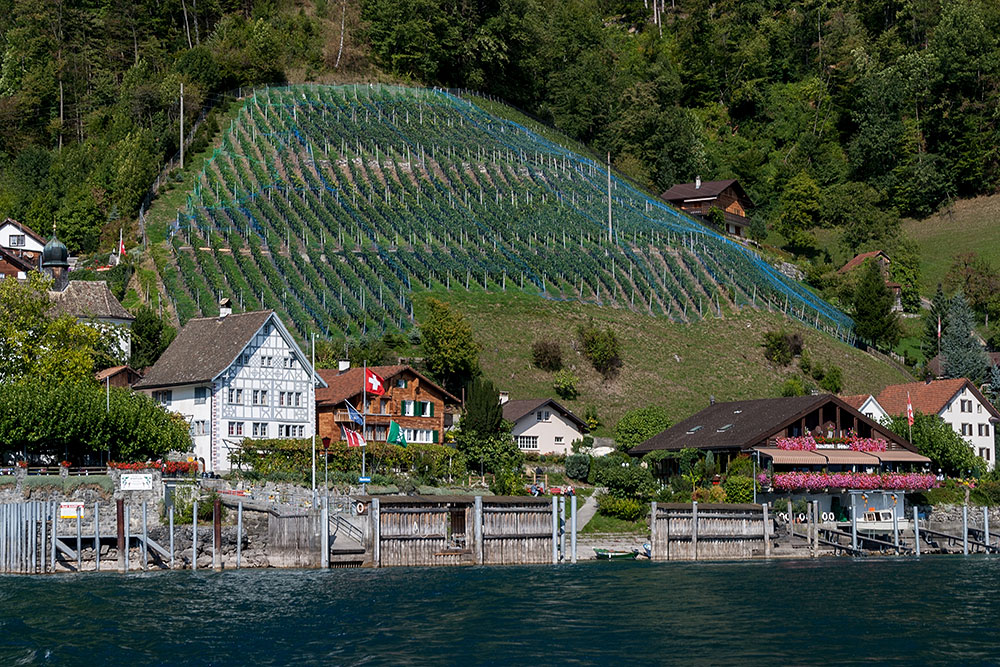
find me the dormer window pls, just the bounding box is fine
[717,424,733,432]
[687,425,703,435]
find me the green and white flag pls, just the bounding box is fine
[387,420,407,448]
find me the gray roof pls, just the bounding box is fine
[630,394,915,455]
[49,280,133,321]
[660,179,754,207]
[502,398,588,431]
[134,310,273,389]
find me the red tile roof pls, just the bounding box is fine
[838,394,871,410]
[315,365,460,407]
[876,378,1000,418]
[838,250,888,275]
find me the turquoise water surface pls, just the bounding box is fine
[1,557,998,665]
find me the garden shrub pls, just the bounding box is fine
[725,454,755,478]
[596,462,656,501]
[531,340,563,371]
[565,454,590,481]
[692,485,728,503]
[763,330,803,365]
[596,493,647,521]
[819,365,843,393]
[723,476,754,504]
[587,450,630,484]
[576,321,621,378]
[553,369,579,399]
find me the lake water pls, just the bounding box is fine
[1,557,998,665]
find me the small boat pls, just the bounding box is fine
[593,548,639,560]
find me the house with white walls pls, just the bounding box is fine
[501,398,587,456]
[839,394,889,424]
[877,379,1000,470]
[134,304,327,472]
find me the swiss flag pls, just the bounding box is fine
[365,368,386,396]
[906,392,914,427]
[118,229,127,257]
[345,429,366,448]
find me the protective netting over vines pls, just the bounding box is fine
[167,84,854,342]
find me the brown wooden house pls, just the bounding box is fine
[631,395,928,473]
[95,365,143,388]
[838,250,901,311]
[315,364,461,445]
[661,177,754,237]
[0,246,33,280]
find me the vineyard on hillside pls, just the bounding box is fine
[157,84,854,343]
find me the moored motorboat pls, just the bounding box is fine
[593,548,639,560]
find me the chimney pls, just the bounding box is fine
[219,297,232,318]
[498,391,509,405]
[338,360,351,373]
[695,175,702,190]
[709,394,715,405]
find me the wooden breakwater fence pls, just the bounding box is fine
[650,502,772,561]
[367,495,578,567]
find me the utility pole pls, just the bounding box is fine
[180,83,185,170]
[607,152,612,243]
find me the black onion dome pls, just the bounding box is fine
[41,229,69,269]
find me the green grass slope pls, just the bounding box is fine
[415,291,911,432]
[903,194,1000,293]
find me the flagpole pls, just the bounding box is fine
[311,332,317,506]
[362,361,367,494]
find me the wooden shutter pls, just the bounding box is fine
[429,401,434,417]
[432,430,438,443]
[400,400,408,416]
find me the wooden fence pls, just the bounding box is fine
[650,502,771,561]
[370,496,568,567]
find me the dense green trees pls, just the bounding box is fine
[614,406,671,453]
[852,260,901,350]
[419,298,480,394]
[941,292,989,382]
[885,413,987,477]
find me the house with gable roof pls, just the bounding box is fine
[838,249,902,312]
[134,304,327,472]
[501,398,587,455]
[839,394,889,424]
[315,364,460,445]
[661,177,754,237]
[877,378,1000,469]
[0,218,46,264]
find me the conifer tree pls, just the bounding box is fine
[461,376,504,436]
[987,365,1000,408]
[852,259,900,349]
[941,292,989,382]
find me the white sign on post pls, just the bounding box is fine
[121,473,153,491]
[59,502,84,519]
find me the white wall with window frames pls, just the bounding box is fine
[400,400,434,417]
[509,404,583,455]
[939,386,996,471]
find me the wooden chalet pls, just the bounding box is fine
[660,177,753,237]
[95,365,143,388]
[631,395,928,474]
[838,250,901,311]
[315,364,460,445]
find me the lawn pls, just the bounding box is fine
[580,512,649,534]
[903,194,1000,293]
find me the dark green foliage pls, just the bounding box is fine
[453,430,523,476]
[945,253,1000,319]
[129,305,176,370]
[762,330,802,365]
[595,461,656,501]
[552,369,578,400]
[614,406,671,453]
[987,365,1000,407]
[941,292,989,382]
[565,453,590,481]
[0,378,189,462]
[420,298,480,394]
[884,412,987,477]
[576,321,621,378]
[780,377,808,397]
[531,339,562,371]
[853,260,901,349]
[725,454,755,478]
[924,284,949,357]
[819,365,843,393]
[461,376,504,436]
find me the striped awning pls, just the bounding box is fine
[870,449,931,464]
[754,448,828,465]
[816,449,881,466]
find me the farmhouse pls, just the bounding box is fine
[0,218,46,264]
[877,378,1000,469]
[839,394,889,423]
[501,398,587,456]
[838,250,902,312]
[632,394,926,471]
[134,304,326,472]
[315,364,460,445]
[660,177,753,237]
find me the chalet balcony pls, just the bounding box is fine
[334,410,394,423]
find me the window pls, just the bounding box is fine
[422,401,433,417]
[251,390,267,406]
[980,448,991,462]
[153,390,172,406]
[194,387,207,405]
[8,234,25,247]
[228,388,243,404]
[554,436,564,445]
[961,400,973,413]
[403,428,435,444]
[252,422,268,438]
[961,423,973,436]
[294,392,302,407]
[261,356,272,368]
[263,324,271,336]
[536,410,550,422]
[279,392,286,406]
[396,379,407,388]
[980,424,991,437]
[228,421,244,436]
[516,435,539,450]
[191,420,207,436]
[978,404,983,414]
[402,400,416,417]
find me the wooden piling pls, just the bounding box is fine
[571,495,578,564]
[320,497,329,569]
[192,500,198,571]
[371,498,381,567]
[963,505,969,555]
[551,497,558,565]
[213,498,222,571]
[236,502,243,569]
[473,496,483,565]
[692,501,699,560]
[124,504,130,571]
[142,502,149,571]
[914,506,921,556]
[763,503,771,557]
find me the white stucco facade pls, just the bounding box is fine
[141,314,320,473]
[511,409,585,456]
[939,386,996,470]
[857,396,888,424]
[0,220,44,255]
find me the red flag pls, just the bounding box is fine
[937,316,941,339]
[906,392,914,427]
[364,368,386,396]
[118,229,126,257]
[345,429,366,448]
